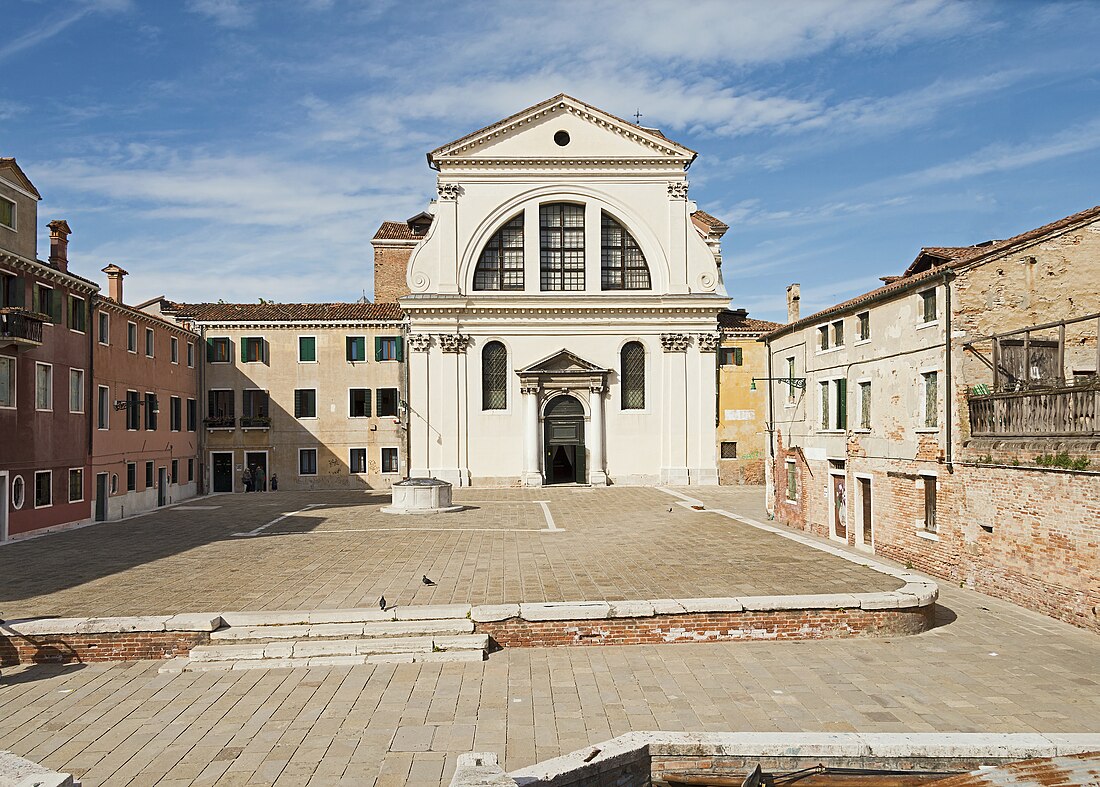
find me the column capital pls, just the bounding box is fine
[660,332,692,352]
[696,333,720,352]
[438,333,470,353]
[520,384,540,396]
[667,181,689,199]
[437,183,462,201]
[407,333,432,352]
[588,383,606,394]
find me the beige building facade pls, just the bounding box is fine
[161,302,406,493]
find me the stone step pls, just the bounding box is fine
[208,618,474,642]
[189,634,488,663]
[160,648,486,673]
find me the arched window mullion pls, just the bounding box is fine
[601,213,651,290]
[540,203,585,291]
[474,215,524,291]
[482,341,508,410]
[621,342,645,410]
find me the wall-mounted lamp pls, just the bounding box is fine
[750,377,806,392]
[113,399,159,413]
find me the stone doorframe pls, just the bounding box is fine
[517,349,609,487]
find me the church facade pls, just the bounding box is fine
[387,95,729,487]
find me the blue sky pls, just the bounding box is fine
[2,0,1098,322]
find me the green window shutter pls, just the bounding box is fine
[51,293,62,323]
[13,277,25,307]
[346,337,354,361]
[299,336,315,362]
[294,390,303,418]
[357,337,366,361]
[733,347,743,366]
[241,339,248,364]
[262,338,269,365]
[365,389,372,417]
[32,284,41,314]
[395,337,404,362]
[206,338,215,362]
[375,337,383,361]
[837,379,847,429]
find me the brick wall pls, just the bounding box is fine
[0,631,210,665]
[718,458,765,485]
[773,432,812,534]
[476,607,932,649]
[373,244,413,303]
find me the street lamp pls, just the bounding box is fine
[750,377,806,392]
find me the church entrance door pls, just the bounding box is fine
[543,395,586,485]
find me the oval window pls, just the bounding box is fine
[11,475,25,509]
[553,130,570,146]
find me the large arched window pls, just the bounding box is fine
[474,215,524,290]
[482,341,508,410]
[601,213,651,290]
[620,342,645,410]
[540,203,585,291]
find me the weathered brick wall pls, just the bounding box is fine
[718,458,765,485]
[0,631,210,665]
[477,607,933,649]
[772,432,813,533]
[373,244,413,303]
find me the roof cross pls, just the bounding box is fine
[633,109,643,123]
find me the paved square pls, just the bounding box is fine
[0,487,899,619]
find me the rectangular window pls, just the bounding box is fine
[381,447,399,474]
[69,368,84,413]
[349,388,371,417]
[349,448,367,474]
[719,347,743,366]
[720,441,737,459]
[187,342,195,367]
[69,468,83,503]
[98,311,110,345]
[923,371,938,427]
[820,381,829,429]
[0,196,14,229]
[171,459,179,484]
[126,462,136,491]
[921,289,937,323]
[171,336,179,363]
[145,327,155,357]
[859,381,871,430]
[98,385,110,429]
[922,476,937,532]
[126,390,140,430]
[68,296,86,332]
[145,392,158,430]
[786,460,797,501]
[540,203,585,291]
[242,390,270,425]
[34,470,51,508]
[242,336,264,363]
[186,398,196,431]
[818,325,829,351]
[145,461,154,488]
[127,322,137,352]
[0,355,15,407]
[299,448,318,475]
[33,284,60,323]
[208,389,234,422]
[786,357,796,402]
[346,336,366,362]
[0,273,24,307]
[375,336,403,361]
[294,388,317,419]
[187,458,194,482]
[170,396,181,431]
[207,337,230,363]
[35,362,52,410]
[298,336,316,363]
[857,311,870,341]
[376,387,398,417]
[832,320,844,347]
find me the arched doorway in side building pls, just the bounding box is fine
[543,394,585,485]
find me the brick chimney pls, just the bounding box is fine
[48,220,71,273]
[786,283,801,323]
[102,264,129,303]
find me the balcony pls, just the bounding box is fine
[203,415,236,430]
[969,382,1099,438]
[0,307,45,349]
[239,415,271,430]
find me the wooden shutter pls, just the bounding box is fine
[206,339,215,362]
[241,339,248,363]
[836,379,847,429]
[395,337,404,362]
[375,337,383,361]
[294,389,303,418]
[7,275,25,307]
[733,347,743,366]
[364,389,372,418]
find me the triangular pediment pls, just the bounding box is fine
[430,94,695,165]
[519,348,607,375]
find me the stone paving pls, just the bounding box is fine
[0,486,899,619]
[1,577,1098,786]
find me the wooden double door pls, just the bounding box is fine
[544,395,586,485]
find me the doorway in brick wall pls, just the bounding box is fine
[829,461,847,542]
[855,474,873,552]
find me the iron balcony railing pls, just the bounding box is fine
[0,307,45,345]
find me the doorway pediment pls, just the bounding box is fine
[518,348,607,376]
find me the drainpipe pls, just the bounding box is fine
[764,337,776,517]
[197,324,206,495]
[403,324,411,481]
[944,271,955,473]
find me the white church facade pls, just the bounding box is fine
[380,95,730,487]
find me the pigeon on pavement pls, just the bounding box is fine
[379,595,386,611]
[423,575,436,586]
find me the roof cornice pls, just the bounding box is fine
[0,251,99,293]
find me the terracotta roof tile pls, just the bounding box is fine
[372,221,428,242]
[718,309,782,334]
[691,209,729,232]
[765,204,1100,341]
[166,302,404,322]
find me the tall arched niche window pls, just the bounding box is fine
[474,215,524,291]
[601,213,651,290]
[620,341,645,410]
[540,203,585,291]
[482,341,508,410]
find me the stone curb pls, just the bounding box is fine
[0,750,78,787]
[2,614,223,637]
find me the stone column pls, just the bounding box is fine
[407,333,432,478]
[438,333,471,486]
[691,332,720,485]
[521,384,543,487]
[660,332,691,485]
[588,383,608,486]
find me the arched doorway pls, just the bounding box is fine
[543,394,586,485]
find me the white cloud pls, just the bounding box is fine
[0,0,131,62]
[186,0,254,28]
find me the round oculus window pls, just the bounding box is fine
[11,475,25,509]
[553,130,570,146]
